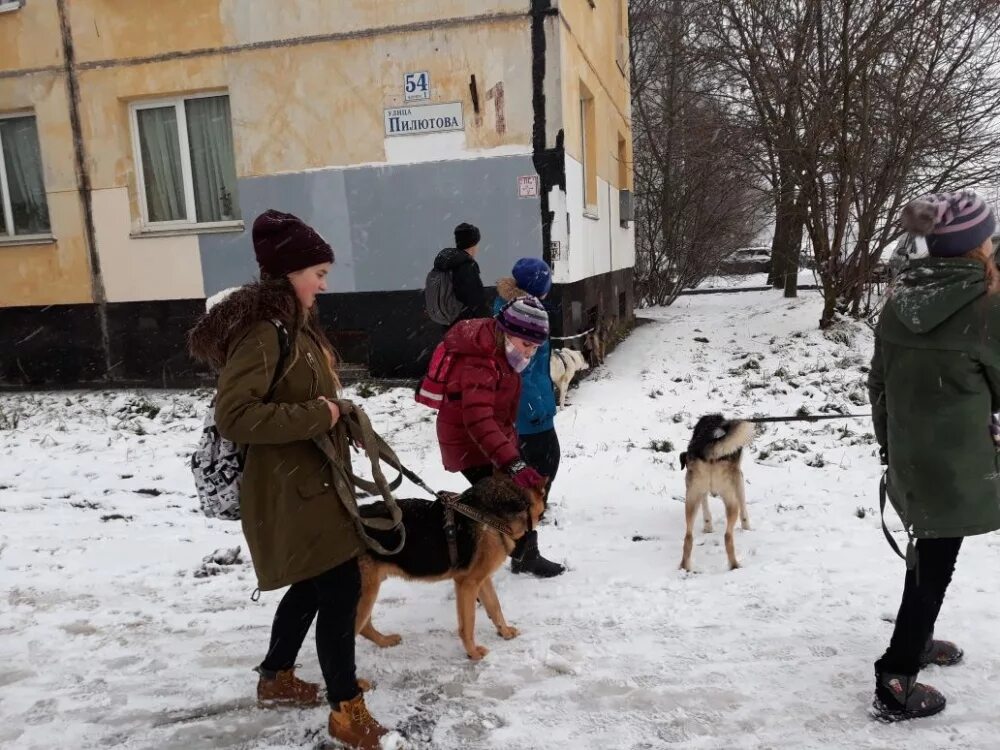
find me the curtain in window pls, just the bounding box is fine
[186,96,240,222]
[136,106,186,222]
[0,116,51,235]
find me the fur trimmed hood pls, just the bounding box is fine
[188,281,299,369]
[496,276,530,303]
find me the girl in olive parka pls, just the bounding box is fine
[189,210,390,750]
[868,190,1000,722]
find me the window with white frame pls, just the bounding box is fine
[0,1,26,15]
[0,114,51,240]
[130,93,241,228]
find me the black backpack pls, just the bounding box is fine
[424,268,466,326]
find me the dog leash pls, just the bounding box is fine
[550,326,596,342]
[371,450,517,541]
[745,413,871,424]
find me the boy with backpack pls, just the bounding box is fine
[424,222,490,330]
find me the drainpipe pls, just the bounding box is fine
[57,0,111,382]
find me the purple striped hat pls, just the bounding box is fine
[900,190,996,257]
[496,295,549,344]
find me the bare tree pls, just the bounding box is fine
[630,0,769,307]
[709,0,1000,327]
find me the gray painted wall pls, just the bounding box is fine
[198,154,542,297]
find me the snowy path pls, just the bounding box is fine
[3,290,1000,749]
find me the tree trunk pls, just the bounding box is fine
[782,193,806,297]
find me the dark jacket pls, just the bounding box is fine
[435,318,522,472]
[868,257,1000,538]
[433,247,489,325]
[494,277,556,435]
[189,283,365,590]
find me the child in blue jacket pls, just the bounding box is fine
[494,258,566,577]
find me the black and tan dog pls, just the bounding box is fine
[355,476,546,661]
[679,414,753,572]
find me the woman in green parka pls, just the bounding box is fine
[868,190,1000,722]
[188,210,390,750]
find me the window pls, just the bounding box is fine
[130,93,241,229]
[0,114,51,240]
[579,83,597,214]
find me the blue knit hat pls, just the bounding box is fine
[511,257,552,297]
[900,190,996,258]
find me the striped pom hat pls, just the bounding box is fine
[900,190,996,258]
[496,295,549,344]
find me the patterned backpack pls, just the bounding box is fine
[191,320,291,520]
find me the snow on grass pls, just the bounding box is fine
[2,288,999,749]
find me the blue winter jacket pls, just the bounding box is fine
[494,277,556,435]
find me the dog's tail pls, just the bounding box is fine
[704,421,754,461]
[679,451,687,470]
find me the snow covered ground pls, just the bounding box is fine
[4,288,1000,750]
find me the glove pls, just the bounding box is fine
[878,446,889,466]
[991,414,1000,447]
[505,459,546,490]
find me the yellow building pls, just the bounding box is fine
[0,0,633,384]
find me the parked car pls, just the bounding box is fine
[720,246,772,275]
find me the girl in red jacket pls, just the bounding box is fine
[436,297,549,491]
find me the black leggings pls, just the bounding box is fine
[876,536,963,676]
[260,556,361,705]
[519,429,560,490]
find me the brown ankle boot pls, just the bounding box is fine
[256,668,323,708]
[328,693,390,749]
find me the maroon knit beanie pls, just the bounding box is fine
[252,210,334,277]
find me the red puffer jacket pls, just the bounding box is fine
[436,318,522,472]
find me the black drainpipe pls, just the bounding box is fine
[530,0,564,270]
[57,0,112,382]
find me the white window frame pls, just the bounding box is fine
[129,91,242,233]
[0,1,26,15]
[0,110,53,243]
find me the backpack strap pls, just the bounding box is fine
[264,319,291,402]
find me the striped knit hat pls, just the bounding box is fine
[900,190,996,258]
[496,296,549,344]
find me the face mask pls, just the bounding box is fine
[505,339,531,373]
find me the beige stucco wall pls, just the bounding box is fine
[0,0,63,73]
[92,187,204,303]
[558,0,632,189]
[0,47,93,306]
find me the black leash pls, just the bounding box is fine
[879,472,918,576]
[746,413,871,424]
[382,456,516,547]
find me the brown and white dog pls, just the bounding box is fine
[550,347,589,408]
[355,477,546,661]
[678,414,753,572]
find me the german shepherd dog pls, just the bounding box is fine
[355,477,546,661]
[679,414,753,572]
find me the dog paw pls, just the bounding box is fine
[377,634,403,648]
[703,522,714,533]
[729,561,742,571]
[357,678,373,692]
[497,625,520,640]
[466,645,489,661]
